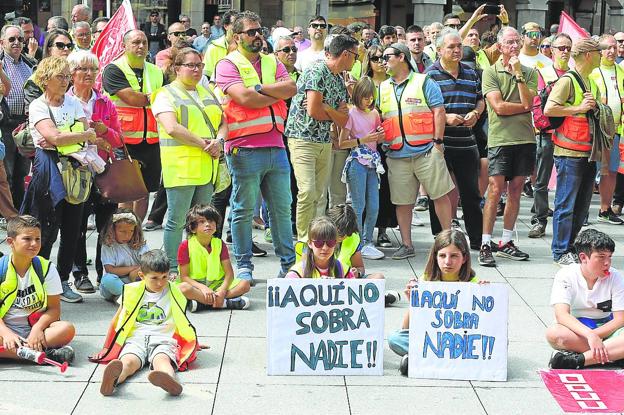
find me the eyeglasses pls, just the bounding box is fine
[446,24,461,29]
[178,62,205,71]
[344,49,358,58]
[169,31,187,37]
[75,32,91,38]
[502,40,521,46]
[76,66,98,72]
[552,45,571,52]
[238,28,263,37]
[54,42,74,50]
[380,53,399,62]
[291,32,301,36]
[524,31,542,39]
[369,55,382,63]
[180,19,189,23]
[7,36,24,43]
[311,239,337,248]
[54,74,71,82]
[278,46,297,53]
[539,44,551,49]
[616,39,624,44]
[309,23,327,30]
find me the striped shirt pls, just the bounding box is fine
[426,61,481,149]
[3,55,32,116]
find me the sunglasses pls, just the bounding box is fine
[54,42,74,50]
[311,239,337,249]
[552,45,571,52]
[369,55,382,63]
[238,28,263,37]
[180,20,189,23]
[381,53,399,62]
[291,31,301,36]
[524,31,542,39]
[7,36,24,43]
[446,24,461,29]
[617,39,624,44]
[178,62,204,70]
[278,46,297,53]
[309,23,327,30]
[539,44,551,49]
[169,31,187,37]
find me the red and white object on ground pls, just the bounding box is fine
[0,346,69,373]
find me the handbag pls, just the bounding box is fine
[59,156,92,204]
[95,144,148,203]
[12,121,36,158]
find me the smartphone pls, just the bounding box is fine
[484,3,500,15]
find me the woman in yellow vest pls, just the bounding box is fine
[152,47,227,272]
[23,56,97,304]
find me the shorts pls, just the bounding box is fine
[386,147,455,205]
[199,276,243,291]
[126,141,161,192]
[597,134,620,173]
[119,335,179,369]
[5,323,31,340]
[487,143,536,179]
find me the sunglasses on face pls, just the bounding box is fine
[539,44,551,49]
[7,36,24,43]
[169,31,187,37]
[552,45,571,52]
[94,30,103,34]
[446,24,461,29]
[369,55,383,63]
[311,239,337,248]
[54,42,73,50]
[291,32,301,36]
[524,31,541,39]
[278,46,298,53]
[180,20,189,23]
[309,23,327,30]
[262,47,269,53]
[238,28,263,37]
[381,53,399,62]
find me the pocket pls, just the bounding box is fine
[560,117,589,140]
[176,154,202,179]
[406,113,434,135]
[117,113,135,133]
[382,119,398,142]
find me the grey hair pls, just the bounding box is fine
[430,22,443,31]
[497,26,519,44]
[1,25,23,38]
[73,21,91,31]
[435,28,461,49]
[67,50,99,72]
[73,4,90,15]
[275,36,294,49]
[179,14,190,21]
[48,16,69,31]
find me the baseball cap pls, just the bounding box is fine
[571,38,608,56]
[388,42,415,71]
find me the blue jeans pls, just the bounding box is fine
[163,183,214,270]
[552,156,596,259]
[388,329,409,357]
[346,160,379,245]
[100,273,130,301]
[226,147,295,274]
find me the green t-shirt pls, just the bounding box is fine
[482,59,538,148]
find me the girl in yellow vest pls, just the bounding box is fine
[177,204,250,311]
[286,217,355,279]
[387,229,487,375]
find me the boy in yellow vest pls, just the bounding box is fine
[0,216,75,364]
[177,204,251,312]
[90,250,198,396]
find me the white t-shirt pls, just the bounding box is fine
[29,94,86,148]
[295,48,325,73]
[122,287,175,340]
[3,260,63,329]
[152,88,202,117]
[101,242,149,270]
[550,264,624,319]
[596,65,622,125]
[71,88,96,121]
[519,52,553,70]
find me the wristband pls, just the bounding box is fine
[356,138,361,146]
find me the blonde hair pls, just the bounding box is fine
[101,208,146,250]
[33,56,70,90]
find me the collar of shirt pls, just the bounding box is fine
[390,70,413,86]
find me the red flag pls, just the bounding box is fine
[558,11,589,42]
[92,0,137,91]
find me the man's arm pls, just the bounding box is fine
[226,83,278,108]
[115,87,150,107]
[544,77,595,117]
[261,77,297,100]
[554,303,609,364]
[432,105,446,141]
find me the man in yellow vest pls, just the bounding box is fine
[544,38,604,266]
[203,9,238,80]
[590,34,624,226]
[529,33,572,240]
[102,29,165,221]
[214,11,297,286]
[378,42,454,260]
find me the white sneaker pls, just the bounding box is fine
[412,212,424,227]
[87,214,96,230]
[361,243,385,260]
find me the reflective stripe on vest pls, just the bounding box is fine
[106,56,163,144]
[552,73,595,153]
[336,233,360,269]
[203,35,228,77]
[223,50,287,140]
[476,49,490,70]
[56,120,86,155]
[184,235,225,281]
[0,255,50,319]
[154,83,220,187]
[379,73,434,151]
[590,64,624,135]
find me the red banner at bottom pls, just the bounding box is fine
[540,369,624,413]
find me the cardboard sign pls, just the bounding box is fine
[540,369,624,413]
[408,281,509,381]
[267,278,385,376]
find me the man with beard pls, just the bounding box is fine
[15,17,41,63]
[295,16,327,73]
[215,11,297,286]
[519,22,552,70]
[155,22,188,68]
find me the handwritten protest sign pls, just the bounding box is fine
[408,281,508,381]
[267,279,384,375]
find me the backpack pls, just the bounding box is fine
[533,68,564,131]
[0,255,46,285]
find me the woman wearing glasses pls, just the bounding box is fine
[152,47,227,271]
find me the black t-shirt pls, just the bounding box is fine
[102,64,168,96]
[186,28,197,37]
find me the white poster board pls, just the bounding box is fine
[267,278,385,376]
[408,281,508,381]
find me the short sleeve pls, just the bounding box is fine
[177,240,191,266]
[547,76,574,106]
[481,66,499,97]
[100,244,116,266]
[43,263,62,296]
[610,270,624,312]
[220,242,230,261]
[151,89,176,116]
[423,76,444,108]
[373,109,381,128]
[302,64,324,93]
[102,64,132,96]
[550,268,574,306]
[29,98,51,127]
[215,59,243,94]
[138,243,150,255]
[525,67,538,93]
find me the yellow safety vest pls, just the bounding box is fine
[56,118,86,156]
[379,72,434,151]
[350,60,362,80]
[590,64,624,134]
[335,233,360,269]
[183,235,225,282]
[153,83,220,188]
[92,280,198,370]
[106,55,164,144]
[203,35,228,78]
[0,255,50,319]
[476,49,490,70]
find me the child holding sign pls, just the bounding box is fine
[547,229,624,369]
[387,229,481,375]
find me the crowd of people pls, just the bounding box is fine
[0,2,624,393]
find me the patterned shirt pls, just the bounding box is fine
[285,59,348,143]
[3,55,32,116]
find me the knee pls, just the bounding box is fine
[367,272,384,279]
[237,279,251,294]
[388,330,408,356]
[56,321,76,343]
[178,282,192,296]
[487,183,503,198]
[545,326,570,349]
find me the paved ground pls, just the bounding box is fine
[1,193,623,415]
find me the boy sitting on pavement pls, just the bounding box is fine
[0,216,75,364]
[90,250,198,396]
[547,229,624,369]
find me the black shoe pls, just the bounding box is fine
[45,346,75,364]
[74,274,95,294]
[225,232,232,243]
[548,208,553,217]
[496,240,529,261]
[384,291,401,306]
[522,180,534,198]
[376,232,393,248]
[399,354,409,376]
[549,350,585,369]
[597,208,624,225]
[187,300,213,313]
[479,244,496,267]
[252,242,267,257]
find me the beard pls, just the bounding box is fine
[243,38,263,53]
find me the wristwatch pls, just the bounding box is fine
[254,84,264,95]
[433,138,444,145]
[514,74,526,84]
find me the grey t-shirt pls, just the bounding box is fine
[101,242,150,274]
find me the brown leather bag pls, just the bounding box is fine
[95,144,148,203]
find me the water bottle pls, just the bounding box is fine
[16,346,45,364]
